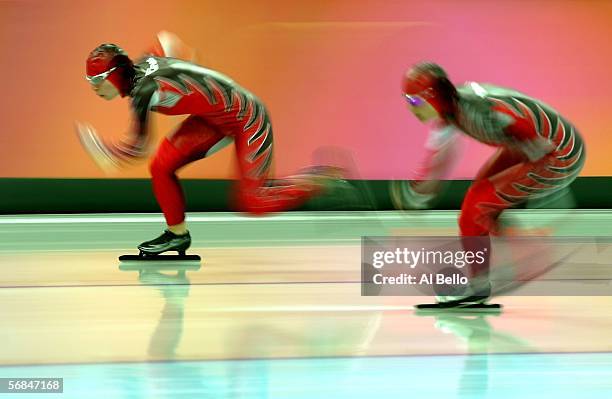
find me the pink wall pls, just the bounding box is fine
[1,0,611,178]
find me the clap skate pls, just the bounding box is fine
[416,277,501,311]
[119,230,200,261]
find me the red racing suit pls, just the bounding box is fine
[112,47,325,224]
[415,82,585,236]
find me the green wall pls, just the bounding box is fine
[2,177,610,214]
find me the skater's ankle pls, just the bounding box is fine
[168,223,188,236]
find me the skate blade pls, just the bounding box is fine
[415,303,502,313]
[119,254,201,262]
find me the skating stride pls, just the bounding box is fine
[78,32,343,259]
[395,62,585,308]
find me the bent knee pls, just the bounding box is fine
[149,140,182,177]
[459,180,503,236]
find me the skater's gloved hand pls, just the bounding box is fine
[75,121,121,174]
[389,180,439,210]
[112,134,150,160]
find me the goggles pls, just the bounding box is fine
[86,66,118,86]
[404,94,426,107]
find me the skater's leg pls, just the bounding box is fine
[232,111,337,214]
[459,179,505,280]
[450,150,584,303]
[150,116,226,228]
[429,179,504,305]
[458,149,526,279]
[149,139,190,232]
[141,116,226,255]
[435,150,529,304]
[469,148,584,238]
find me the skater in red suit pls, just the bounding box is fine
[78,32,342,255]
[394,62,585,305]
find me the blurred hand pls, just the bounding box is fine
[389,180,439,210]
[75,122,120,174]
[411,180,443,195]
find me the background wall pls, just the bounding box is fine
[1,0,611,180]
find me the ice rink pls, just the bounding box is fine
[1,210,612,398]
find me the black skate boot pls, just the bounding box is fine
[435,280,492,308]
[429,277,500,310]
[138,230,192,256]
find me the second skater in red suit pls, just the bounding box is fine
[395,62,585,305]
[79,32,342,255]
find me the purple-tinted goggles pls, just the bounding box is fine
[404,94,426,107]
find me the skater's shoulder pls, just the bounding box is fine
[134,56,230,82]
[457,82,515,98]
[456,83,516,133]
[132,56,175,79]
[458,82,542,105]
[458,82,568,122]
[129,56,176,97]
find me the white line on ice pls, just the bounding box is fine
[0,211,445,224]
[0,209,601,225]
[196,305,414,312]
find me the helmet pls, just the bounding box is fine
[86,44,134,97]
[402,62,457,118]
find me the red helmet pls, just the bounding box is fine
[402,62,457,118]
[86,44,134,97]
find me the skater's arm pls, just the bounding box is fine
[104,79,157,163]
[144,31,197,62]
[76,121,120,173]
[390,123,460,210]
[414,122,460,185]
